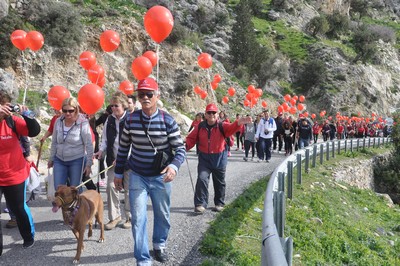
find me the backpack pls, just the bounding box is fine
[264,117,274,134]
[197,121,234,148]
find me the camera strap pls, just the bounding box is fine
[140,112,158,154]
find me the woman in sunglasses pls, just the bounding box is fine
[48,97,93,190]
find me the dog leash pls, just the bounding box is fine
[185,157,195,193]
[76,165,113,189]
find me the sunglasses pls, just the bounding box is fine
[206,111,216,115]
[62,109,75,114]
[138,92,155,99]
[110,104,120,108]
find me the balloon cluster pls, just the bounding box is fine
[277,94,306,115]
[192,53,214,100]
[243,85,263,108]
[10,30,44,51]
[131,50,158,80]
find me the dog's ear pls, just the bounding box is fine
[71,186,79,199]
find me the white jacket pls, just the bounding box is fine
[255,117,277,139]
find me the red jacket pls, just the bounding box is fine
[186,120,241,154]
[0,116,30,186]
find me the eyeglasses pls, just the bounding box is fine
[138,92,154,99]
[110,104,120,108]
[206,111,216,115]
[62,109,75,114]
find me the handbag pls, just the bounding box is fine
[140,113,171,173]
[46,169,55,201]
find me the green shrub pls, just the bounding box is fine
[307,15,330,37]
[26,0,84,49]
[297,59,327,90]
[326,11,350,39]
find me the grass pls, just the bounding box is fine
[200,145,400,265]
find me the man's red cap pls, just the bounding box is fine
[205,103,218,112]
[137,77,159,91]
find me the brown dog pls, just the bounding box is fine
[52,185,104,264]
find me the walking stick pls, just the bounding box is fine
[186,157,195,193]
[36,141,43,168]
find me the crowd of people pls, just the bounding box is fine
[0,81,393,264]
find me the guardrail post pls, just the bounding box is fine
[356,138,360,151]
[305,149,310,173]
[273,191,285,238]
[297,154,302,184]
[320,144,323,164]
[350,139,353,152]
[283,237,293,266]
[344,139,347,152]
[363,138,366,149]
[382,137,385,145]
[326,141,330,161]
[287,161,293,199]
[332,140,335,158]
[378,138,380,147]
[338,140,341,154]
[312,145,317,168]
[373,138,376,148]
[278,172,285,192]
[368,138,371,148]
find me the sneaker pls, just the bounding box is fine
[257,159,261,163]
[251,157,254,161]
[213,205,224,212]
[6,219,17,229]
[266,160,270,163]
[228,151,231,157]
[23,239,35,249]
[194,205,205,214]
[105,216,121,230]
[121,218,132,229]
[235,148,239,151]
[154,248,168,263]
[243,156,247,161]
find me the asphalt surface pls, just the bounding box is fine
[0,148,284,265]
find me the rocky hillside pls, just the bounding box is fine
[1,0,400,129]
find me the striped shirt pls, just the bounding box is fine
[114,109,186,177]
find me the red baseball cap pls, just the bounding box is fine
[137,77,159,91]
[205,103,218,112]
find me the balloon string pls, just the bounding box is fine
[156,44,160,84]
[22,51,28,105]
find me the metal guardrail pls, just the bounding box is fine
[261,137,391,265]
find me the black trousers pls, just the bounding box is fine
[0,181,35,243]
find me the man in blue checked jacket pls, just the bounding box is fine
[114,77,186,266]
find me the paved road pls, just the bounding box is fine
[0,148,284,265]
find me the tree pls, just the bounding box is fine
[307,16,329,37]
[352,24,379,63]
[229,0,259,69]
[326,12,350,39]
[298,59,327,90]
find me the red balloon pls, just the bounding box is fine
[247,85,256,93]
[245,93,253,101]
[48,86,70,110]
[100,30,120,52]
[96,76,106,88]
[320,111,325,117]
[277,105,284,113]
[143,51,158,67]
[144,5,174,43]
[289,106,297,114]
[227,87,236,97]
[87,64,105,84]
[222,96,229,104]
[78,84,105,115]
[79,51,97,70]
[211,81,218,90]
[290,98,297,106]
[119,80,134,95]
[200,90,208,99]
[283,94,291,102]
[311,113,316,119]
[213,74,222,83]
[297,103,304,111]
[255,88,263,97]
[299,95,305,103]
[261,101,267,108]
[197,53,212,69]
[282,102,289,111]
[10,30,28,51]
[193,85,202,95]
[292,95,298,101]
[131,56,153,80]
[26,31,44,51]
[243,99,250,107]
[303,112,309,117]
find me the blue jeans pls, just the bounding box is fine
[298,138,310,149]
[53,156,85,190]
[257,137,272,161]
[129,171,171,264]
